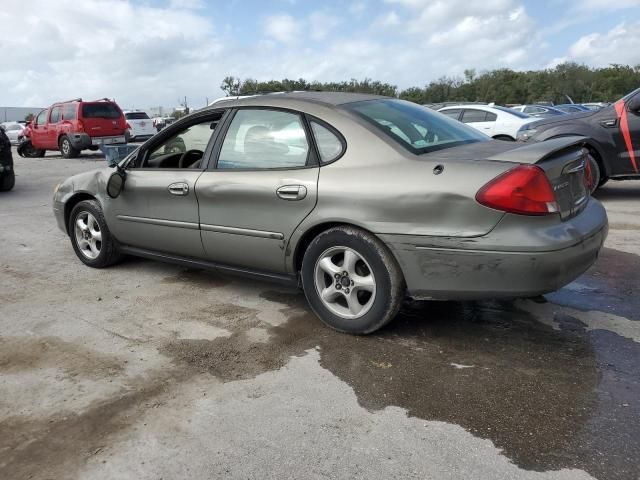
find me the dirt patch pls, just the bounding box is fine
[0,336,124,378]
[0,372,183,480]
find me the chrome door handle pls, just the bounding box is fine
[168,182,189,196]
[276,185,307,201]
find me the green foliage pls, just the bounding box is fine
[24,113,34,122]
[171,110,187,120]
[222,63,640,105]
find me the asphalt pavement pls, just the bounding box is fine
[1,149,638,480]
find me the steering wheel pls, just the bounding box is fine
[178,149,204,169]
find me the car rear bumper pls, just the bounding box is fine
[68,133,126,150]
[381,199,608,300]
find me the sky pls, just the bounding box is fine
[0,0,639,110]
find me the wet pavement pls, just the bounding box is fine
[0,152,639,479]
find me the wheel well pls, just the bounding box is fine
[293,222,367,273]
[64,193,96,234]
[492,134,515,141]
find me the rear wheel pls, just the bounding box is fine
[0,172,15,191]
[69,200,122,268]
[59,136,80,159]
[301,226,404,334]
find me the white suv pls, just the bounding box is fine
[438,105,537,141]
[123,111,156,142]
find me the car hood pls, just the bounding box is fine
[526,110,597,129]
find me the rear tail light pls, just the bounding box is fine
[476,165,559,215]
[125,122,131,129]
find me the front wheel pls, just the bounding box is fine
[0,172,15,191]
[301,226,405,334]
[69,200,122,268]
[59,136,80,159]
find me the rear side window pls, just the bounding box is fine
[310,121,343,163]
[461,109,489,123]
[440,109,461,120]
[63,104,77,120]
[49,107,62,123]
[485,112,497,121]
[125,112,150,120]
[218,109,310,169]
[82,103,121,119]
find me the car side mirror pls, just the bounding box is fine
[627,96,640,113]
[107,171,126,198]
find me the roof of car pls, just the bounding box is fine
[209,91,387,108]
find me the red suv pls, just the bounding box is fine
[23,98,127,158]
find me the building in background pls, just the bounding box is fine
[1,107,44,122]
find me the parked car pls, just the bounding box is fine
[554,104,591,114]
[438,104,538,140]
[123,111,155,142]
[152,116,176,132]
[19,98,127,158]
[0,122,25,145]
[53,93,607,334]
[0,126,15,191]
[582,102,610,111]
[517,87,640,193]
[511,105,568,118]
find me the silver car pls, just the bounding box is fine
[1,122,26,145]
[53,93,608,334]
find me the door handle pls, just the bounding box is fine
[168,182,189,196]
[276,185,307,201]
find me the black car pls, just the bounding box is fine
[0,126,15,191]
[517,88,640,192]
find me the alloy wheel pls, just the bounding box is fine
[313,246,376,319]
[74,211,102,259]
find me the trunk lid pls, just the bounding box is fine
[80,102,126,137]
[487,136,589,220]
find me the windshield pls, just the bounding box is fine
[493,106,531,119]
[82,102,121,119]
[345,99,488,154]
[125,112,150,120]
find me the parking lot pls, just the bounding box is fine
[1,149,639,479]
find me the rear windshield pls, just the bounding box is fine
[82,103,121,119]
[493,106,530,119]
[344,99,488,154]
[125,112,150,120]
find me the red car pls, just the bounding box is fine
[20,98,127,158]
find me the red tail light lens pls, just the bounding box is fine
[476,165,559,216]
[125,122,131,129]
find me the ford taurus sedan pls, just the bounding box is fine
[53,92,608,334]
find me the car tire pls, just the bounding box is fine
[586,151,605,194]
[301,226,405,334]
[69,200,122,268]
[0,172,15,192]
[59,136,80,159]
[19,141,45,158]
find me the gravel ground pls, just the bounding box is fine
[1,149,639,480]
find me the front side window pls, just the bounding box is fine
[311,121,343,163]
[141,116,220,169]
[218,109,309,169]
[346,99,487,154]
[35,110,47,126]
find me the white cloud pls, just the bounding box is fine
[577,0,640,9]
[565,22,640,66]
[264,14,301,43]
[309,11,342,41]
[372,11,401,28]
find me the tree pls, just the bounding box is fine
[220,76,241,96]
[24,113,34,122]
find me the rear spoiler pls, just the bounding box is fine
[487,136,586,165]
